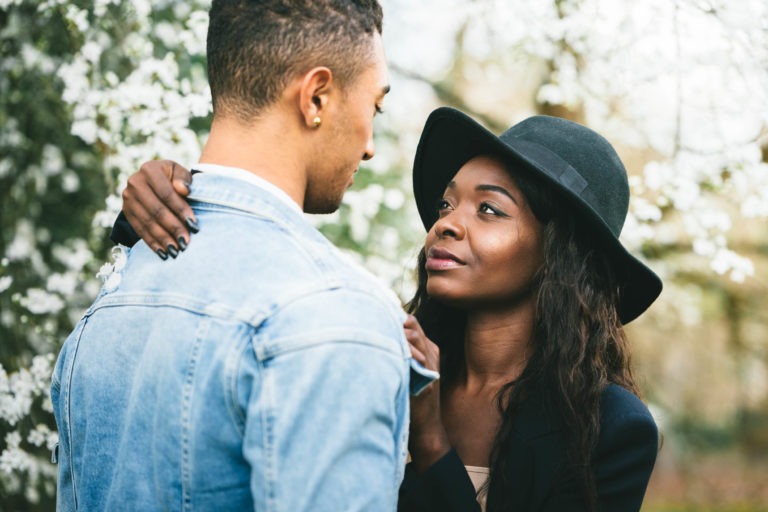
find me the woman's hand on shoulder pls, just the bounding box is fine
[122,160,196,257]
[404,315,439,375]
[404,315,451,472]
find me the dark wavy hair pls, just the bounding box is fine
[406,155,639,511]
[207,0,383,120]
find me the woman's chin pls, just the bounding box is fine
[427,286,470,309]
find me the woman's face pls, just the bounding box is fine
[424,154,545,309]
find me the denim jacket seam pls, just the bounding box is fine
[253,328,405,363]
[62,314,91,510]
[257,354,278,512]
[187,190,301,225]
[89,293,272,328]
[180,316,210,510]
[90,288,403,349]
[267,284,406,334]
[225,334,254,433]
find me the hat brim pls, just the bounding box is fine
[413,107,662,324]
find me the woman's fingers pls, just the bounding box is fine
[404,315,439,372]
[404,315,435,350]
[144,160,195,242]
[123,160,196,257]
[136,194,190,258]
[168,161,193,197]
[409,342,427,365]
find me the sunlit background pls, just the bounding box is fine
[1,1,767,510]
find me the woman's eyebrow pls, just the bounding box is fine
[476,184,518,204]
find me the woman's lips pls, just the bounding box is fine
[425,247,465,271]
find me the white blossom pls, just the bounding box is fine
[63,4,89,33]
[384,189,405,211]
[0,432,30,474]
[52,239,93,272]
[0,276,12,294]
[26,424,58,451]
[80,41,103,64]
[6,220,36,261]
[20,288,65,315]
[45,273,77,296]
[710,248,755,283]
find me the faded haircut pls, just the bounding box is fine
[207,0,384,121]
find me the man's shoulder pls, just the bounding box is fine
[257,224,402,314]
[253,275,406,362]
[269,271,405,334]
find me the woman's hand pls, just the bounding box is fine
[404,315,451,472]
[122,160,196,258]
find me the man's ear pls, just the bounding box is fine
[299,66,334,129]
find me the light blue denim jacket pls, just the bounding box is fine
[51,173,436,511]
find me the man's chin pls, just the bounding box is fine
[304,196,344,215]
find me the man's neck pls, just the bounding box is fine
[199,114,307,210]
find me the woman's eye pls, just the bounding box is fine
[436,199,452,212]
[479,202,499,215]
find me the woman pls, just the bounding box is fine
[398,107,661,511]
[115,107,662,511]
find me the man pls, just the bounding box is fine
[51,1,433,510]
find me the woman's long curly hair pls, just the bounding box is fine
[406,157,640,511]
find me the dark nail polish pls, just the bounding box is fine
[166,245,179,259]
[177,236,188,251]
[186,217,200,233]
[156,249,169,261]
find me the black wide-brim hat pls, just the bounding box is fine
[413,107,662,324]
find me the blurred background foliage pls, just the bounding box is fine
[1,0,767,510]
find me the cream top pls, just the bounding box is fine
[465,465,489,511]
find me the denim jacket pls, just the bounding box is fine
[51,172,436,511]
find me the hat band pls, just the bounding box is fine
[508,138,599,208]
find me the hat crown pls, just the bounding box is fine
[501,116,630,237]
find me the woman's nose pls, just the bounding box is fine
[433,210,466,240]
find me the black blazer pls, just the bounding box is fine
[398,384,658,511]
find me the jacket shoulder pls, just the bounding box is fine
[589,385,659,511]
[599,384,657,435]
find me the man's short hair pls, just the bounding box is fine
[207,0,384,121]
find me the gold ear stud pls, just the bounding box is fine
[313,116,322,128]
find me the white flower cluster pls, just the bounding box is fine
[513,0,768,282]
[386,0,768,286]
[1,0,211,502]
[629,148,763,281]
[55,0,212,228]
[0,355,54,429]
[0,355,58,503]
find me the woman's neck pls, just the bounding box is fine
[460,302,535,391]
